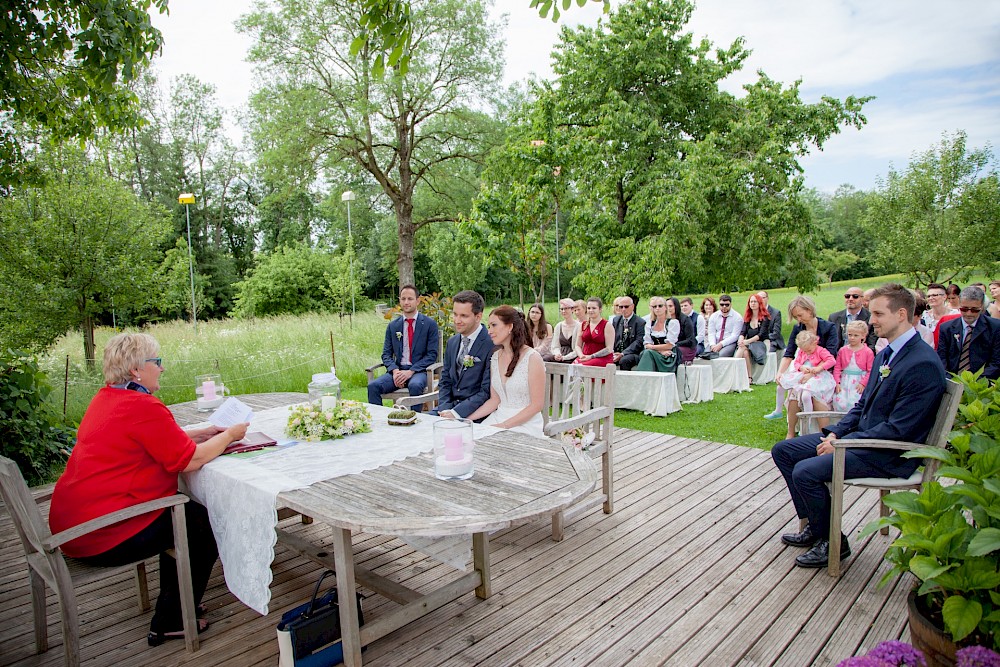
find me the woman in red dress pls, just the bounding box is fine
[49,333,248,646]
[573,297,617,367]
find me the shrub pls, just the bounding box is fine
[0,350,75,485]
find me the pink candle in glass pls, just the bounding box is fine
[202,380,217,401]
[443,433,464,461]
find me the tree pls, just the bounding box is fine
[231,244,336,318]
[240,0,504,288]
[150,237,213,322]
[528,0,869,297]
[0,0,167,186]
[0,148,171,363]
[863,131,1000,286]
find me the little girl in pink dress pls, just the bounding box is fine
[778,330,836,438]
[832,320,875,412]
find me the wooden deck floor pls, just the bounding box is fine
[1,428,914,667]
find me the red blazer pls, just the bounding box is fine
[50,387,196,557]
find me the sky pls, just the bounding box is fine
[149,0,1000,193]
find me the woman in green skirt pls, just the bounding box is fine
[636,296,680,373]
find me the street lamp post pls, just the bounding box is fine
[178,193,198,332]
[341,190,357,316]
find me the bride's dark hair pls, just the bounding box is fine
[491,305,531,377]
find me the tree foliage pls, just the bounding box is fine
[483,0,870,298]
[863,131,1000,286]
[232,244,336,318]
[0,148,171,362]
[0,0,167,186]
[240,0,504,288]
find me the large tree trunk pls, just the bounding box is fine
[396,204,416,288]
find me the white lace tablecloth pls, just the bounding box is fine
[613,370,682,416]
[751,351,779,385]
[182,403,498,615]
[696,358,752,394]
[676,364,714,404]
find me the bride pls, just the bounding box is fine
[465,305,546,438]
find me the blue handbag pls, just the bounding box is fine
[277,570,364,667]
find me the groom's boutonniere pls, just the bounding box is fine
[461,355,480,369]
[879,364,891,379]
[396,331,403,340]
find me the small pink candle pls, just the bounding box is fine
[202,380,217,401]
[443,433,464,461]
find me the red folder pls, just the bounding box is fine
[222,432,278,455]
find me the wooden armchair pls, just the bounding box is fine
[0,455,200,666]
[825,380,963,576]
[365,361,444,409]
[542,362,616,541]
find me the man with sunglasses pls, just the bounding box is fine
[828,287,876,352]
[937,285,1000,380]
[611,295,645,371]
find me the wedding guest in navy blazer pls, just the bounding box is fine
[937,285,1000,380]
[435,290,494,419]
[772,284,946,569]
[367,285,439,408]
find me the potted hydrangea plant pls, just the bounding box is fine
[860,371,1000,664]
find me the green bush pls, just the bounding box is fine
[232,244,336,318]
[0,350,75,485]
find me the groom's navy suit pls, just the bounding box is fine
[772,329,946,540]
[435,324,494,418]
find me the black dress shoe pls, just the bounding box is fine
[781,525,818,547]
[795,537,851,569]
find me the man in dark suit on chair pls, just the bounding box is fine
[771,283,946,568]
[828,286,878,351]
[435,290,494,420]
[368,284,439,409]
[937,285,1000,381]
[612,296,645,371]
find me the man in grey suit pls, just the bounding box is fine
[828,286,877,351]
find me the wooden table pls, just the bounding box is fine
[174,396,597,667]
[168,391,309,425]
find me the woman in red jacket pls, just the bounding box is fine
[49,333,247,646]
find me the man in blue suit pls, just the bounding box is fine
[367,285,439,408]
[772,284,946,568]
[937,285,1000,381]
[435,290,493,420]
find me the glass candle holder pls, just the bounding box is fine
[433,419,474,481]
[194,373,225,411]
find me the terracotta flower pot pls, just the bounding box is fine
[908,590,958,667]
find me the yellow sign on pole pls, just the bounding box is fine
[178,193,195,204]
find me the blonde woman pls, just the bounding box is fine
[550,298,580,363]
[49,333,248,646]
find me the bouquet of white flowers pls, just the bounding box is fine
[286,400,372,441]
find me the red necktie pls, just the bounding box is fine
[406,319,415,357]
[717,315,727,343]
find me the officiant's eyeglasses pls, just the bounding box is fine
[959,307,982,314]
[144,357,163,367]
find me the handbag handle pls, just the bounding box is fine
[304,569,337,618]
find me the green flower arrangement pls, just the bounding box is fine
[286,399,372,441]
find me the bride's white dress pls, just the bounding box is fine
[481,348,546,439]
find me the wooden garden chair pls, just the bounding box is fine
[807,380,963,576]
[366,331,445,410]
[542,362,616,541]
[0,455,200,666]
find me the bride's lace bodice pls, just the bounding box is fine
[491,347,538,412]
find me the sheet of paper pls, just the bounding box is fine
[208,397,254,428]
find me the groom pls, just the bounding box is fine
[435,290,493,420]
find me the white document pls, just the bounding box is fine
[208,397,254,428]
